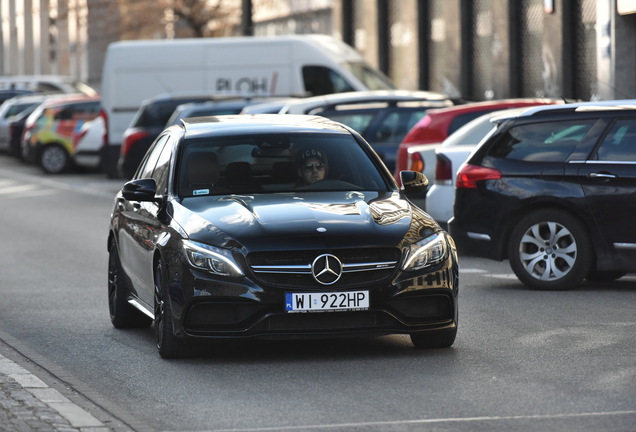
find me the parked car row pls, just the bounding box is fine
[0,75,101,174]
[429,100,636,290]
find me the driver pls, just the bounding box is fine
[296,148,328,185]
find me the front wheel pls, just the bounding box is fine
[508,209,593,290]
[154,260,185,359]
[40,144,70,174]
[108,245,152,328]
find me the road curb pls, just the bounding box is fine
[0,331,155,432]
[1,353,107,430]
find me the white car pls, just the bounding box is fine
[72,116,105,169]
[280,90,452,115]
[425,108,529,227]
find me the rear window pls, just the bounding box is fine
[487,119,597,162]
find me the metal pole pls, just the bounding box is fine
[241,0,253,36]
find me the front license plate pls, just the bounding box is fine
[285,291,369,313]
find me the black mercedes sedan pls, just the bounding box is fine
[107,115,459,358]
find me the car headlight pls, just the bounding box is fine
[183,240,244,277]
[402,232,448,271]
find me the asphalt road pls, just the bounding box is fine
[0,156,635,432]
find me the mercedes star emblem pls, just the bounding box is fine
[311,254,343,285]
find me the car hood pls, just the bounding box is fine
[173,191,435,251]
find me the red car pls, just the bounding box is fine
[394,99,565,183]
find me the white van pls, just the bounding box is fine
[99,35,396,177]
[0,75,98,96]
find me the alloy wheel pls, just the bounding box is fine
[41,145,69,174]
[518,221,577,281]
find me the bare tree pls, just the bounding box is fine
[172,0,237,37]
[115,0,240,40]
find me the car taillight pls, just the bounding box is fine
[121,130,150,155]
[434,154,453,183]
[408,151,424,172]
[455,163,502,189]
[99,109,108,146]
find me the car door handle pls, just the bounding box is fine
[588,172,617,179]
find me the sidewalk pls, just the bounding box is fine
[0,352,110,432]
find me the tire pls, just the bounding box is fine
[410,328,457,349]
[508,209,593,290]
[108,245,152,328]
[586,271,626,282]
[154,260,185,359]
[40,144,70,174]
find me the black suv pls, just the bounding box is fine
[449,100,636,290]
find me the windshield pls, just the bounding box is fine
[178,132,390,197]
[342,62,396,90]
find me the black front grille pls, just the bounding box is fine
[247,248,401,289]
[261,311,393,331]
[186,301,265,330]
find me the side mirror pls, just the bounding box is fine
[122,178,157,202]
[400,170,429,195]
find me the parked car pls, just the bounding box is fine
[0,74,98,96]
[0,93,48,152]
[165,97,290,126]
[10,93,81,158]
[70,115,105,170]
[0,89,35,105]
[108,114,459,358]
[395,99,565,184]
[22,95,101,173]
[239,98,300,114]
[449,100,636,290]
[119,94,259,179]
[8,106,37,158]
[423,107,553,227]
[280,90,454,172]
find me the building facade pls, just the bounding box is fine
[1,0,635,100]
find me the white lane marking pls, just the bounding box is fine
[460,268,487,273]
[0,184,41,195]
[184,410,636,432]
[487,274,519,280]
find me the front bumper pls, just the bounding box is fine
[167,254,459,340]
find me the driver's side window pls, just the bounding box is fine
[136,135,169,180]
